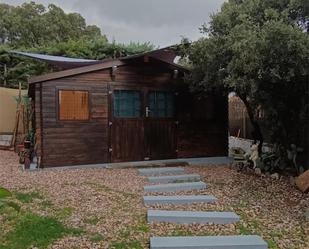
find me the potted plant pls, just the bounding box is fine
[24,130,33,149]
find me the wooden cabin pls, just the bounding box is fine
[28,48,228,167]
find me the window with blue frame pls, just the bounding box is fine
[113,90,141,118]
[148,91,174,118]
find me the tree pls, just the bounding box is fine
[0,2,106,47]
[0,45,48,89]
[36,38,155,60]
[183,0,309,172]
[0,2,155,89]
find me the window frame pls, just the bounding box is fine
[148,90,175,119]
[57,89,91,122]
[111,87,143,120]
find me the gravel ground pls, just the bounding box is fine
[0,150,308,249]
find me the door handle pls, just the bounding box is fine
[145,106,151,117]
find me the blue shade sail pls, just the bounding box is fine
[149,91,174,118]
[113,90,141,118]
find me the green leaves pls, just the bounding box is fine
[1,213,82,249]
[184,0,309,173]
[0,187,20,212]
[0,2,155,89]
[0,187,12,198]
[0,2,104,48]
[4,201,21,212]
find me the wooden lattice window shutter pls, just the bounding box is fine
[59,90,89,120]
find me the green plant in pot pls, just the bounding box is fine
[24,130,34,149]
[20,130,34,169]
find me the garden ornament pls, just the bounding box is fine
[287,144,304,175]
[249,141,260,169]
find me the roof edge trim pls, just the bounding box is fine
[29,56,189,84]
[29,59,125,84]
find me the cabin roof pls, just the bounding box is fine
[28,57,188,84]
[26,46,189,84]
[10,51,101,69]
[11,45,179,70]
[11,51,99,63]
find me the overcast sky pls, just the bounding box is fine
[0,0,226,47]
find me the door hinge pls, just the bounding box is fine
[109,148,113,153]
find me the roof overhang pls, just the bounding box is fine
[29,56,189,84]
[29,59,125,84]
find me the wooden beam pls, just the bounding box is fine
[111,65,118,81]
[144,55,149,63]
[29,60,126,84]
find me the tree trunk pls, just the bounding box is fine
[239,95,264,155]
[4,64,7,86]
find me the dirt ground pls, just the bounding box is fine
[0,150,308,249]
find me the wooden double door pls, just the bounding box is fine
[109,86,177,162]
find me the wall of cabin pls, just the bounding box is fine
[34,84,42,160]
[37,60,176,167]
[34,59,228,167]
[39,70,110,167]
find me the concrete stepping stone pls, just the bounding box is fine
[148,174,200,183]
[144,181,206,193]
[143,195,217,205]
[150,235,268,249]
[147,210,240,224]
[138,167,185,176]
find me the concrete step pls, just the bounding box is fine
[143,195,217,205]
[148,174,200,183]
[147,210,240,224]
[138,167,185,176]
[144,181,206,193]
[150,235,268,249]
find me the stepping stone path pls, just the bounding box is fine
[148,210,240,224]
[150,235,268,249]
[144,181,206,193]
[148,174,200,183]
[143,195,217,205]
[138,166,268,248]
[138,167,185,176]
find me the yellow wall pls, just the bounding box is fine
[0,87,27,133]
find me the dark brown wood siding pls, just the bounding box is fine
[40,69,110,167]
[34,84,42,160]
[35,60,228,167]
[176,92,228,158]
